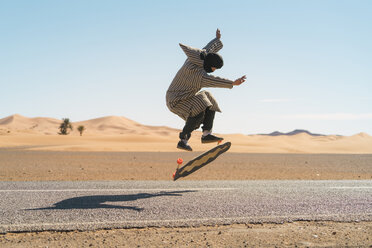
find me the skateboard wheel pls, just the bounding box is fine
[177,158,183,164]
[172,172,176,179]
[218,140,222,145]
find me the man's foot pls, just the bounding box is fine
[177,140,193,151]
[201,134,224,144]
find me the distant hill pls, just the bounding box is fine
[259,129,329,137]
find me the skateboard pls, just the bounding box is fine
[173,141,231,181]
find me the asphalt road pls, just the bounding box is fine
[0,180,371,233]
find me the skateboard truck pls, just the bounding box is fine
[173,158,183,180]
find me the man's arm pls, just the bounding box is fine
[202,74,247,88]
[203,29,223,53]
[201,74,234,89]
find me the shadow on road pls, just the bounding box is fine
[27,190,195,212]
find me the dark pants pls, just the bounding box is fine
[179,107,215,140]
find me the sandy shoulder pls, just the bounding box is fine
[0,150,371,181]
[1,221,371,247]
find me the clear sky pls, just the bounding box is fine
[1,0,371,135]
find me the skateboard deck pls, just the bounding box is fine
[173,142,231,181]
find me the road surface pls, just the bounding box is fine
[0,180,371,233]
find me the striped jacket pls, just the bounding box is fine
[166,38,234,121]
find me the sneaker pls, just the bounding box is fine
[177,140,193,151]
[201,134,224,144]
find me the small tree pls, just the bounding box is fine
[77,125,86,136]
[59,118,73,135]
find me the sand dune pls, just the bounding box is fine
[0,114,177,136]
[0,114,61,135]
[0,114,371,153]
[75,116,177,136]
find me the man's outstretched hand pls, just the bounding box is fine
[233,75,247,86]
[215,29,245,86]
[216,29,221,39]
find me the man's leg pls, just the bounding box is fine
[201,107,223,143]
[201,107,215,134]
[178,111,205,151]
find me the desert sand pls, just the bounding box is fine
[0,114,371,247]
[1,114,372,154]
